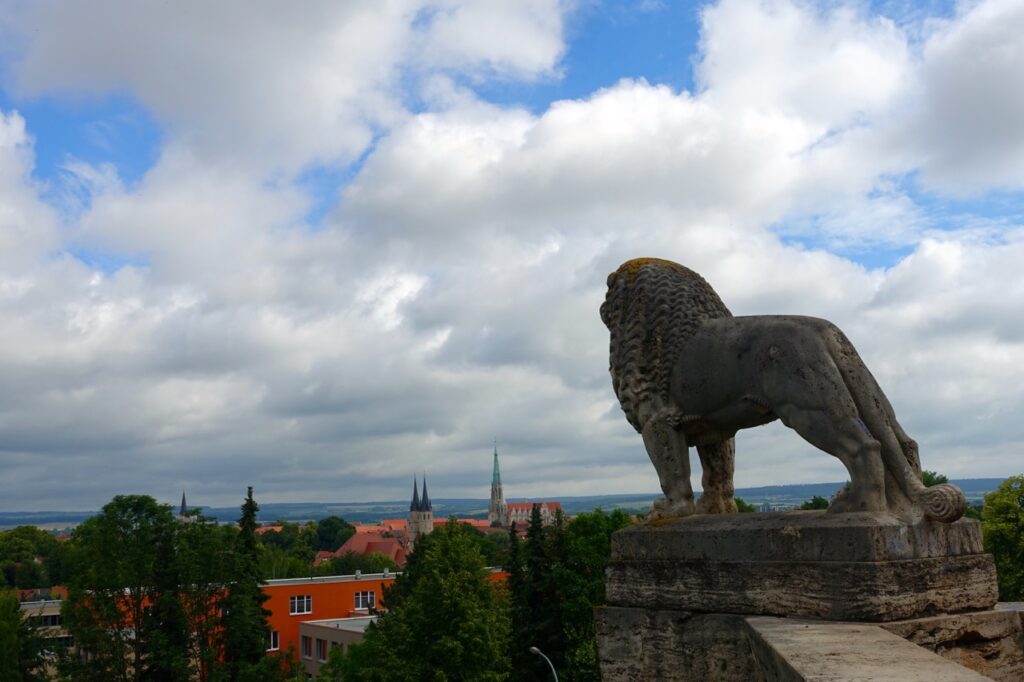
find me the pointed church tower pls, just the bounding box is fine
[488,443,508,527]
[408,475,433,551]
[177,489,196,522]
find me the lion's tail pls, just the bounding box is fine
[828,326,965,523]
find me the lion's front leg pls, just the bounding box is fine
[642,410,695,518]
[695,439,738,514]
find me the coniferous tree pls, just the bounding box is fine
[518,504,560,680]
[141,520,192,681]
[221,486,273,681]
[177,516,236,681]
[505,522,532,680]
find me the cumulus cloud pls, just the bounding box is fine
[1,1,569,173]
[0,0,1023,511]
[905,0,1024,193]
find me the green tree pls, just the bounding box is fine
[141,519,192,681]
[221,486,273,681]
[734,498,756,513]
[558,509,632,682]
[177,515,236,681]
[517,505,563,681]
[315,516,355,552]
[982,475,1024,601]
[800,496,830,510]
[504,522,530,680]
[340,519,511,681]
[61,495,183,681]
[0,526,64,589]
[922,470,949,487]
[0,587,46,681]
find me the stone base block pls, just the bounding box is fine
[606,511,998,621]
[881,607,1024,682]
[594,606,764,682]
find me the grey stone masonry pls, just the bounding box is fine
[605,511,998,622]
[881,607,1024,681]
[747,617,992,681]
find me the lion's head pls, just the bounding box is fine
[601,258,731,432]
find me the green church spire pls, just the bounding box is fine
[492,441,502,486]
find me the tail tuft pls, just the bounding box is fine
[917,483,966,523]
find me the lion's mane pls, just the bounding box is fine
[600,258,731,432]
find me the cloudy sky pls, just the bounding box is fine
[1,0,1022,511]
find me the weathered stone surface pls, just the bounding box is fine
[882,609,1024,681]
[747,616,992,681]
[606,512,998,622]
[607,555,997,622]
[612,510,983,562]
[595,606,764,682]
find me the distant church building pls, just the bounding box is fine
[407,476,433,550]
[487,445,561,528]
[488,445,507,527]
[176,490,196,523]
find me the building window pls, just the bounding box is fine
[290,594,312,615]
[354,591,375,610]
[267,631,280,651]
[316,638,328,662]
[301,635,312,659]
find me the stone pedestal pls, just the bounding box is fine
[605,510,997,621]
[596,511,1013,681]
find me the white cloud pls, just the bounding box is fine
[905,0,1024,193]
[1,1,570,174]
[0,1,1023,511]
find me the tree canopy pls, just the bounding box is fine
[338,518,511,682]
[800,496,830,510]
[982,475,1024,601]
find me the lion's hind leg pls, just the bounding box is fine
[773,404,887,513]
[695,439,738,514]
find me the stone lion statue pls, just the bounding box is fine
[600,257,966,523]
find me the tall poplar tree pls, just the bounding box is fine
[220,486,272,681]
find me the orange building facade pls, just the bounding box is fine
[262,572,395,657]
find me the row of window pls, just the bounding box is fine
[28,614,63,627]
[287,591,376,615]
[301,635,344,662]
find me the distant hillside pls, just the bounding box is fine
[0,478,1007,529]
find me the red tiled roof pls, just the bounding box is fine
[318,531,408,567]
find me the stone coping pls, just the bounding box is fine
[747,616,992,681]
[612,510,983,563]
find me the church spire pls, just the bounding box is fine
[488,441,507,527]
[492,441,501,487]
[410,476,421,511]
[421,475,431,512]
[180,490,187,517]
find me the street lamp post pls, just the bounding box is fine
[528,646,558,681]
